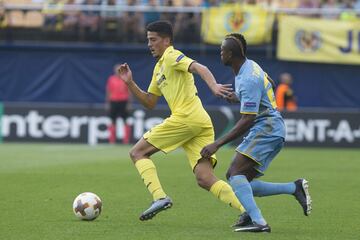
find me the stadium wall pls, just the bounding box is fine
[2,103,360,148]
[0,44,360,109]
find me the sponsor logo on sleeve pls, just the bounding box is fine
[176,54,185,62]
[244,102,256,108]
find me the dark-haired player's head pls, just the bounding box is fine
[146,21,173,59]
[220,33,247,66]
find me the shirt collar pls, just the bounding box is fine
[159,46,174,62]
[238,58,249,75]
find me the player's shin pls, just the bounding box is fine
[210,180,245,213]
[250,180,296,197]
[229,175,267,225]
[135,159,167,200]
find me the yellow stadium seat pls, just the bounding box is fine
[25,10,43,27]
[8,10,25,27]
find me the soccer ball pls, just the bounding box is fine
[73,192,102,221]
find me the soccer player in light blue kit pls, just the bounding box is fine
[201,33,312,233]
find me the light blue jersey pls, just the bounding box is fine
[235,59,286,176]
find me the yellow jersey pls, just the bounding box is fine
[148,46,212,126]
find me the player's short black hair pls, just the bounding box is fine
[224,33,247,58]
[146,20,173,43]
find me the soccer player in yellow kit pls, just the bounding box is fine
[118,21,245,221]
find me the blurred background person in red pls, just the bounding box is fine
[106,64,132,144]
[275,72,298,111]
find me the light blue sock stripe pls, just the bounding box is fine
[250,180,296,197]
[229,175,266,225]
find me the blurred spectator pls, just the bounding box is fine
[106,64,131,144]
[62,0,80,31]
[101,0,123,39]
[275,73,298,111]
[122,0,144,42]
[188,0,203,6]
[246,0,257,5]
[42,0,65,31]
[297,0,321,17]
[254,0,271,8]
[0,1,7,28]
[160,0,177,24]
[173,0,201,43]
[355,0,360,11]
[340,0,357,21]
[4,0,358,44]
[298,0,320,8]
[202,0,220,7]
[223,0,238,3]
[144,0,161,26]
[78,0,101,38]
[321,0,340,19]
[271,0,299,8]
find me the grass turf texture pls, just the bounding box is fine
[0,144,359,240]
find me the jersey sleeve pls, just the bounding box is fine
[147,68,162,96]
[239,78,261,114]
[165,49,194,72]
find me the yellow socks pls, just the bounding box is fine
[210,180,245,213]
[135,159,244,213]
[134,159,167,200]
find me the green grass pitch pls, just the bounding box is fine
[0,144,359,240]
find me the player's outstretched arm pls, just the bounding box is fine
[200,114,255,158]
[118,63,159,109]
[225,92,240,104]
[188,62,232,98]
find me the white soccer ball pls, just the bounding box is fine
[73,192,102,221]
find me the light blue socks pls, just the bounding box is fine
[250,180,296,197]
[229,175,266,225]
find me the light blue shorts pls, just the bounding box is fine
[236,130,285,177]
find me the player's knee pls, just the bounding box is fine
[196,174,212,190]
[128,149,135,162]
[197,179,211,190]
[226,166,238,178]
[226,168,240,180]
[226,166,252,181]
[129,147,141,162]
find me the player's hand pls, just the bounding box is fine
[225,92,240,104]
[211,83,233,98]
[117,63,133,84]
[200,142,219,159]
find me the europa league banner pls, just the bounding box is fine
[201,4,273,45]
[277,15,360,65]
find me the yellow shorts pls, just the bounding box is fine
[143,116,217,170]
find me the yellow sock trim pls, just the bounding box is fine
[135,159,167,200]
[210,180,245,213]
